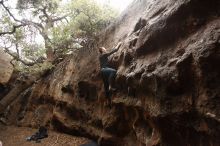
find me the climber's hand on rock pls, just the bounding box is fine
[116,42,122,49]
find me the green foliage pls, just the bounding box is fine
[14,29,25,41]
[17,0,60,11]
[0,10,15,33]
[68,0,118,36]
[21,43,46,61]
[51,0,118,53]
[15,61,54,76]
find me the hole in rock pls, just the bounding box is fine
[78,81,98,101]
[61,84,74,94]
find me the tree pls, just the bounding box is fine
[0,0,118,68]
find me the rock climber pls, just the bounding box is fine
[98,42,122,105]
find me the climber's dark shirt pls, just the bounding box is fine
[99,48,119,68]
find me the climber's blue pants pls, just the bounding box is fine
[101,67,117,99]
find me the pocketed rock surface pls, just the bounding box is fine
[0,0,220,146]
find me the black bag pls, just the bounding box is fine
[26,126,48,143]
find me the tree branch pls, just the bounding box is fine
[0,0,43,36]
[0,0,28,36]
[40,6,50,20]
[15,43,19,58]
[3,46,37,66]
[0,0,22,22]
[0,24,25,36]
[51,14,70,22]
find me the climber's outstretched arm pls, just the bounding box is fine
[106,42,122,57]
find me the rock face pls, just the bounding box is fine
[0,49,13,85]
[1,0,220,146]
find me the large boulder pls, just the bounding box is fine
[0,49,13,85]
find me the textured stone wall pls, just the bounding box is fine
[1,0,220,146]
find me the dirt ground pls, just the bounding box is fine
[0,124,89,146]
